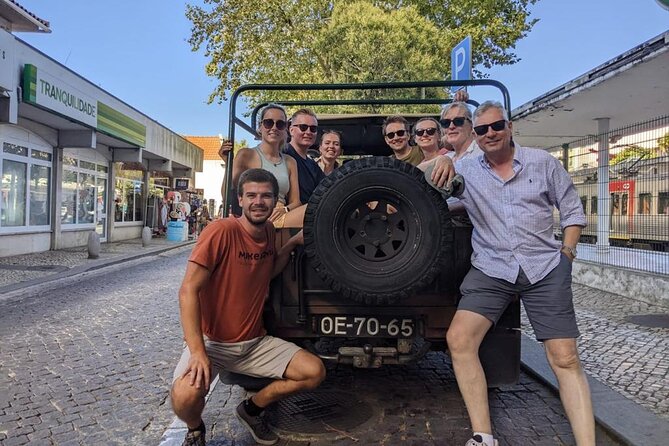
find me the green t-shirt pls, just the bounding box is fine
[391,146,424,166]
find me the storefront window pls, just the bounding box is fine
[30,165,50,226]
[61,170,77,224]
[114,179,145,223]
[114,165,144,223]
[1,159,27,226]
[1,139,52,230]
[63,156,77,166]
[31,149,52,162]
[114,178,144,222]
[79,173,96,224]
[61,157,107,226]
[3,142,28,156]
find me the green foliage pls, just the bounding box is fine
[186,0,538,112]
[234,139,249,154]
[609,145,655,165]
[658,132,669,155]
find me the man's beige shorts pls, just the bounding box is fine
[172,335,302,384]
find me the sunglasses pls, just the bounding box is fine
[473,119,507,136]
[415,127,438,137]
[439,116,470,128]
[261,119,287,130]
[385,129,407,139]
[292,123,318,133]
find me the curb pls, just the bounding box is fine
[0,240,196,297]
[520,334,669,446]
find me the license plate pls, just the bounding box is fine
[315,315,415,338]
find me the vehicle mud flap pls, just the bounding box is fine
[479,298,521,387]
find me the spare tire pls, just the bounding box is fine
[303,156,453,305]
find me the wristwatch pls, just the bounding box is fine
[561,245,577,258]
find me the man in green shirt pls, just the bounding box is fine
[383,115,424,166]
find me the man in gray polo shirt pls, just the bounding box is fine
[446,101,594,446]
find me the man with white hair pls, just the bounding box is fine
[446,101,594,446]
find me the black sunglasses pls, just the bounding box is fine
[415,127,438,137]
[261,119,287,130]
[439,116,470,128]
[385,129,407,139]
[473,119,507,136]
[292,123,318,133]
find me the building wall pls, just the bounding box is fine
[194,159,225,209]
[0,29,203,256]
[0,232,50,257]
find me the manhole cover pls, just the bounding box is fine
[265,390,374,435]
[625,313,669,328]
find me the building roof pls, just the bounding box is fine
[511,31,669,150]
[0,0,50,33]
[183,135,223,160]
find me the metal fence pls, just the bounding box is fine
[549,115,669,275]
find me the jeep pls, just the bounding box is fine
[223,80,520,386]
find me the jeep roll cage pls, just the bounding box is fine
[223,79,511,212]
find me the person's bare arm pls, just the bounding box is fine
[272,230,304,278]
[178,261,212,390]
[561,225,582,261]
[285,157,302,210]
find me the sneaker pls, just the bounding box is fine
[235,400,279,445]
[465,435,499,446]
[182,422,206,446]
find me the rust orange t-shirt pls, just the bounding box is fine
[188,217,275,343]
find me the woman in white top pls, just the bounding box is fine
[224,104,301,226]
[414,117,444,175]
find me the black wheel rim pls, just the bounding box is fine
[333,187,420,272]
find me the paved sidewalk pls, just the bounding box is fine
[0,237,195,296]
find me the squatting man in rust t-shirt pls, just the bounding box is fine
[170,168,326,446]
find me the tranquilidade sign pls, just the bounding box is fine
[22,64,146,147]
[22,64,97,128]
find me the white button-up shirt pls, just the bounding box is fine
[457,145,586,284]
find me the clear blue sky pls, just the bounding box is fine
[16,0,669,138]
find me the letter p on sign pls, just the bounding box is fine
[451,36,472,93]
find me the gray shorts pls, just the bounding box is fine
[458,253,580,341]
[172,335,302,384]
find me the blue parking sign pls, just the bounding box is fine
[451,36,472,93]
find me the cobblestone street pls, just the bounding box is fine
[0,248,189,445]
[0,246,664,445]
[521,284,669,420]
[189,356,621,446]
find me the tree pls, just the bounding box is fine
[609,145,654,165]
[658,132,669,155]
[186,0,538,110]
